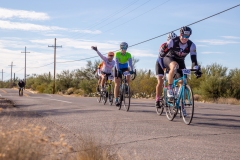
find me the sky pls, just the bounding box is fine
[0,0,240,81]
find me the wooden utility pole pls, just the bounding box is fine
[8,62,15,88]
[21,46,30,87]
[0,69,4,88]
[48,38,62,94]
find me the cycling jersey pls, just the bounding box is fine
[115,51,133,71]
[98,61,104,69]
[160,36,198,66]
[96,51,115,73]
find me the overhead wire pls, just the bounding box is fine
[57,3,240,64]
[25,3,240,67]
[65,0,141,40]
[84,0,170,40]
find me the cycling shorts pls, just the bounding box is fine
[163,56,186,79]
[114,67,129,78]
[155,61,164,76]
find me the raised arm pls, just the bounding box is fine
[91,46,107,61]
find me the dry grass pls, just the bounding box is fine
[216,97,240,105]
[193,94,240,105]
[0,124,121,160]
[0,98,128,160]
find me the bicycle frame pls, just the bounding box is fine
[163,71,192,109]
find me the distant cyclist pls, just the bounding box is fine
[91,46,115,92]
[114,42,134,106]
[155,32,177,108]
[96,61,104,92]
[160,26,202,114]
[18,80,25,94]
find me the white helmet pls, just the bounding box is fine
[167,32,177,41]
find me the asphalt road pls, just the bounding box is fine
[1,88,240,160]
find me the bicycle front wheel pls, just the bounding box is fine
[123,84,131,112]
[97,92,102,103]
[103,91,108,105]
[165,89,178,121]
[108,84,114,106]
[181,85,194,125]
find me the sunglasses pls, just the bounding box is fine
[108,55,114,57]
[121,46,128,50]
[182,34,190,39]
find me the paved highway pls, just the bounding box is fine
[0,88,240,160]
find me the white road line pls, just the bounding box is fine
[30,97,72,104]
[45,94,53,97]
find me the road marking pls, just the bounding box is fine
[0,89,7,93]
[30,97,72,104]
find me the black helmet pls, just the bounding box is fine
[120,42,128,50]
[180,26,192,36]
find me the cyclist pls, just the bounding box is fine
[155,32,177,108]
[18,79,25,94]
[161,26,202,114]
[114,42,134,106]
[91,46,115,92]
[96,61,104,92]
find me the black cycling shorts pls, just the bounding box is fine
[155,61,164,76]
[163,56,186,79]
[114,67,129,78]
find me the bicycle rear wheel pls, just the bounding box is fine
[156,100,164,116]
[181,85,194,125]
[123,84,131,112]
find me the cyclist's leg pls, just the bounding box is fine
[114,67,121,105]
[164,57,179,98]
[101,74,106,89]
[155,61,164,107]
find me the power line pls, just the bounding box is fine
[76,0,152,40]
[67,0,141,40]
[85,0,170,40]
[29,62,54,69]
[30,3,240,67]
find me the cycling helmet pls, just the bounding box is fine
[108,52,114,56]
[167,32,177,40]
[180,26,192,36]
[20,80,23,82]
[120,42,128,50]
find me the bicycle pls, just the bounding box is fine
[117,69,136,111]
[96,73,114,105]
[19,87,24,96]
[102,73,114,105]
[161,68,200,125]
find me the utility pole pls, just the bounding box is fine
[21,46,30,87]
[48,38,62,94]
[0,69,4,88]
[8,62,15,88]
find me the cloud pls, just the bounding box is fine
[197,39,240,45]
[0,20,65,31]
[0,7,50,20]
[0,20,102,34]
[201,52,224,54]
[221,36,240,39]
[71,29,102,34]
[130,49,157,58]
